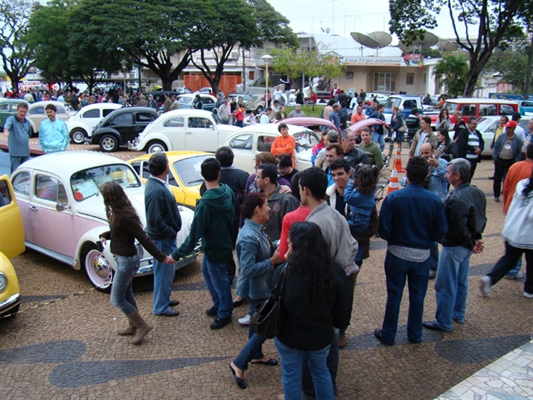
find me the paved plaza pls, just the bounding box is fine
[0,141,532,399]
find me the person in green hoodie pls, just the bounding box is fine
[171,158,235,330]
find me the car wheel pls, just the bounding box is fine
[70,129,87,144]
[82,244,113,293]
[256,105,264,113]
[146,140,167,154]
[99,134,119,152]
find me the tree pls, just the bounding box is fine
[72,0,196,90]
[485,41,532,94]
[0,0,35,91]
[389,0,529,97]
[432,54,469,97]
[246,0,298,47]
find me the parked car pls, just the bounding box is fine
[228,93,252,106]
[365,92,390,105]
[0,99,28,129]
[129,151,212,208]
[27,101,71,136]
[246,94,267,113]
[130,109,240,153]
[476,116,530,156]
[88,107,159,152]
[383,94,426,124]
[196,87,213,94]
[0,175,24,317]
[10,152,196,291]
[518,100,533,116]
[220,124,320,174]
[176,94,217,111]
[439,98,519,126]
[67,103,122,144]
[281,117,339,132]
[172,87,193,95]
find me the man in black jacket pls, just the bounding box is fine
[423,158,486,332]
[456,117,485,181]
[145,153,182,317]
[340,129,368,171]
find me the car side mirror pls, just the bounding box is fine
[56,202,69,212]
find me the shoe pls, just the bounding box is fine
[422,321,446,331]
[205,306,218,317]
[453,318,465,324]
[128,309,153,345]
[480,276,491,297]
[238,314,251,326]
[210,317,232,330]
[524,292,533,299]
[229,363,247,389]
[494,197,500,202]
[488,176,495,180]
[408,337,421,344]
[374,328,394,346]
[428,269,437,280]
[338,333,348,349]
[118,314,137,336]
[233,297,247,307]
[168,300,180,307]
[505,272,524,280]
[251,358,278,366]
[159,309,179,317]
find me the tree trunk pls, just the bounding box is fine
[160,77,175,91]
[9,74,20,91]
[524,41,533,99]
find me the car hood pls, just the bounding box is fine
[75,186,147,225]
[298,149,312,162]
[218,124,241,134]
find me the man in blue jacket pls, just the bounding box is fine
[145,153,182,317]
[39,104,69,154]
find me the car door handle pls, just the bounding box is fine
[29,205,38,211]
[186,131,193,135]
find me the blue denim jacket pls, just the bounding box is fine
[344,181,375,234]
[235,219,274,300]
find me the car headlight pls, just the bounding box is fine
[0,272,7,293]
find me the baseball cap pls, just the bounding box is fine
[326,130,339,142]
[504,121,517,128]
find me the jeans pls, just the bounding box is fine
[468,160,479,182]
[275,338,334,400]
[110,255,140,315]
[152,238,177,315]
[371,132,385,152]
[493,158,515,198]
[233,299,266,370]
[302,329,339,398]
[434,246,472,330]
[10,155,30,174]
[381,251,431,344]
[506,258,522,278]
[202,257,233,319]
[488,242,533,295]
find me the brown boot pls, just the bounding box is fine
[117,313,136,336]
[128,309,153,345]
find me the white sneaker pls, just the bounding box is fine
[524,292,533,299]
[238,314,251,325]
[480,276,491,297]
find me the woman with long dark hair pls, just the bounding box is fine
[275,222,352,399]
[436,108,450,131]
[230,193,279,389]
[99,182,173,345]
[436,126,456,161]
[481,169,533,298]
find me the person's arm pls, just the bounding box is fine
[171,203,207,259]
[99,230,111,241]
[378,197,393,241]
[446,197,475,249]
[373,147,384,170]
[61,121,69,151]
[344,180,360,206]
[332,263,353,330]
[145,189,179,238]
[278,213,291,261]
[125,215,168,262]
[237,235,273,278]
[271,136,295,156]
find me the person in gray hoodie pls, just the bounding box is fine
[171,158,235,330]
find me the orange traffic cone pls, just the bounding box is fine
[393,142,405,173]
[387,168,399,195]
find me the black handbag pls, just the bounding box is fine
[250,266,287,339]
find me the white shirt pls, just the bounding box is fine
[260,114,271,124]
[272,89,283,101]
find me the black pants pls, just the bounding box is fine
[468,160,479,182]
[493,157,515,198]
[488,242,533,295]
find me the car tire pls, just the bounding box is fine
[82,243,113,293]
[70,128,87,144]
[256,105,264,113]
[99,134,119,152]
[146,140,167,154]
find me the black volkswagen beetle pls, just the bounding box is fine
[88,107,159,152]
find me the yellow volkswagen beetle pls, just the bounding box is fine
[0,175,24,318]
[128,151,212,208]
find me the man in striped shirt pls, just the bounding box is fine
[456,117,485,182]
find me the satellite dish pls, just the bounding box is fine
[398,42,413,52]
[437,39,458,52]
[399,31,439,49]
[368,31,392,48]
[350,32,379,49]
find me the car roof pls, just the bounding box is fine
[237,123,313,135]
[28,101,66,109]
[0,98,27,103]
[18,151,130,176]
[445,98,518,105]
[388,94,419,98]
[157,109,215,118]
[79,103,122,110]
[129,151,212,162]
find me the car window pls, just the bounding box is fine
[70,164,141,201]
[257,135,274,152]
[384,98,400,109]
[164,117,185,128]
[112,113,132,125]
[522,101,533,107]
[29,106,45,115]
[293,130,319,153]
[35,174,68,203]
[403,100,417,110]
[229,134,253,150]
[173,156,211,187]
[179,97,193,105]
[500,105,515,115]
[479,104,496,117]
[0,104,9,111]
[136,112,156,123]
[83,109,100,118]
[203,97,215,104]
[188,117,213,129]
[56,106,67,115]
[0,180,12,206]
[103,108,117,117]
[12,171,31,196]
[460,104,475,116]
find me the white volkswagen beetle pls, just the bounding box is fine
[130,109,240,153]
[67,103,123,144]
[10,152,196,292]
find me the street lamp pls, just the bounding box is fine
[120,60,127,95]
[261,54,272,107]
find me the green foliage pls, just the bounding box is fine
[432,55,469,97]
[485,42,533,93]
[246,0,298,48]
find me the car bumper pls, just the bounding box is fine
[136,252,197,276]
[0,293,20,317]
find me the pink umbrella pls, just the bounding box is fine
[348,118,388,133]
[281,117,340,132]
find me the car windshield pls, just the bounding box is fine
[292,129,319,153]
[385,97,401,109]
[173,155,211,187]
[70,164,141,201]
[477,118,498,132]
[179,97,193,105]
